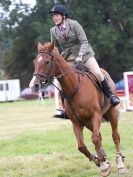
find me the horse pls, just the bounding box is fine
[29,41,126,176]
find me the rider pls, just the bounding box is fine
[49,5,120,117]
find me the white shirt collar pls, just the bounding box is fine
[59,22,66,30]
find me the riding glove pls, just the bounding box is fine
[76,53,83,63]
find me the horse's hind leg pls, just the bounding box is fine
[107,107,126,174]
[72,122,100,167]
[91,111,111,177]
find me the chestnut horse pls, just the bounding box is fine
[29,42,126,176]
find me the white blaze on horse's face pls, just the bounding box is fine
[38,56,42,63]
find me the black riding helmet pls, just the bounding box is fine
[49,5,68,17]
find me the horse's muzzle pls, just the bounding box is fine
[32,83,40,93]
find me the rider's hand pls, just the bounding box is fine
[76,53,83,63]
[76,56,82,63]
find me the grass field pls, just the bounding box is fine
[0,98,133,177]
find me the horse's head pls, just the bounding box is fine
[29,41,59,93]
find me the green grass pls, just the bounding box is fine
[0,99,133,177]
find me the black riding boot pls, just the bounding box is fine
[54,110,68,119]
[101,78,120,106]
[54,92,68,119]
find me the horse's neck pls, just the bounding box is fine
[55,55,78,96]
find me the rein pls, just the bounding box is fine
[51,71,81,102]
[61,73,81,102]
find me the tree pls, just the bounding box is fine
[1,0,63,86]
[0,0,133,87]
[70,0,133,81]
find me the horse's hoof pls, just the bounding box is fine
[118,167,126,174]
[100,161,111,177]
[101,168,111,177]
[116,152,126,174]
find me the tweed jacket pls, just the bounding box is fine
[50,18,95,62]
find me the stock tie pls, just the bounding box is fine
[61,27,66,39]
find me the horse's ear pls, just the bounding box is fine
[50,41,54,51]
[38,42,43,51]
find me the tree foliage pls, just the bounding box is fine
[0,0,133,87]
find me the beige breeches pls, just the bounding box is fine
[84,57,104,81]
[66,54,104,81]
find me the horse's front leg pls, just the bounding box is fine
[72,122,100,167]
[91,111,111,177]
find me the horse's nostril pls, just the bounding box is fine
[35,84,39,89]
[32,84,40,93]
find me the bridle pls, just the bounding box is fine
[33,50,82,102]
[33,51,57,85]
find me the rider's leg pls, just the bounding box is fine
[101,77,120,106]
[84,57,120,106]
[54,79,67,118]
